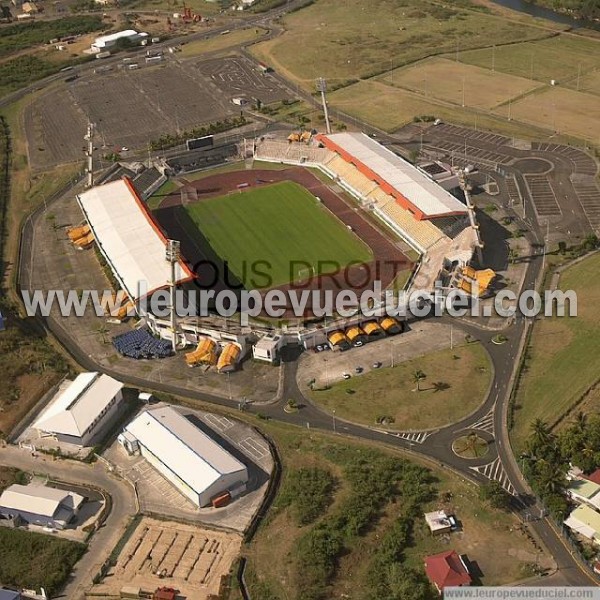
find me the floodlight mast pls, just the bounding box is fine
[85,122,95,188]
[458,169,484,264]
[316,77,332,134]
[165,239,181,352]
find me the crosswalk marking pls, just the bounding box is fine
[390,430,434,444]
[470,409,494,435]
[471,457,516,495]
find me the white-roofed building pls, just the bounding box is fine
[91,29,145,51]
[76,178,193,302]
[33,372,124,446]
[317,132,467,219]
[121,406,248,507]
[0,484,84,529]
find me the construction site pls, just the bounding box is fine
[89,517,242,600]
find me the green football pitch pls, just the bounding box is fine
[183,181,373,289]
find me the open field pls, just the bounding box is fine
[310,344,491,431]
[180,27,267,57]
[381,57,540,110]
[498,86,600,142]
[458,34,600,83]
[250,0,548,89]
[0,528,85,597]
[511,253,600,451]
[183,181,373,288]
[91,516,241,599]
[566,68,600,95]
[328,79,553,140]
[241,421,547,600]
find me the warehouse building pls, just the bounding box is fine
[91,29,148,52]
[32,372,124,447]
[0,484,84,530]
[120,406,248,507]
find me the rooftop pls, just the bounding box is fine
[124,406,247,495]
[76,178,193,301]
[565,504,600,540]
[33,372,123,438]
[0,484,84,519]
[318,132,467,218]
[568,478,600,500]
[424,550,472,590]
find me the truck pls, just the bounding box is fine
[95,51,111,59]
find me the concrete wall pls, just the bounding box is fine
[0,507,68,530]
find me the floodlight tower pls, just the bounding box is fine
[84,122,95,188]
[316,77,332,134]
[165,239,181,352]
[458,169,484,264]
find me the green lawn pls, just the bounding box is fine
[310,344,491,430]
[511,253,600,451]
[183,181,372,288]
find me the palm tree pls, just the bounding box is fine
[530,418,552,447]
[412,369,426,392]
[573,411,587,435]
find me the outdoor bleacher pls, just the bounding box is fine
[379,201,446,252]
[112,328,173,359]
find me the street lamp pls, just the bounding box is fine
[332,409,337,434]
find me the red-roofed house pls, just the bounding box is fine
[424,550,472,593]
[586,469,600,486]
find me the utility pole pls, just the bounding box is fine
[332,409,337,434]
[316,77,332,134]
[492,45,495,73]
[85,122,95,188]
[165,239,181,353]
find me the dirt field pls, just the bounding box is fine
[155,167,411,311]
[91,517,241,600]
[381,57,540,110]
[498,86,600,142]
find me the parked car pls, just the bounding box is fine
[372,361,382,369]
[343,373,351,380]
[355,366,363,374]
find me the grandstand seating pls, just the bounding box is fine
[378,201,446,251]
[366,187,393,209]
[255,139,335,165]
[112,328,173,359]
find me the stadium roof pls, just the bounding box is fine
[124,406,247,495]
[0,484,84,519]
[77,178,193,301]
[33,372,123,438]
[318,132,468,219]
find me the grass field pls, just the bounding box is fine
[183,181,372,288]
[328,79,553,139]
[251,0,547,89]
[310,344,491,430]
[459,35,600,84]
[498,86,600,142]
[179,27,267,57]
[567,68,600,95]
[0,528,85,596]
[382,57,541,110]
[241,420,547,600]
[511,253,600,452]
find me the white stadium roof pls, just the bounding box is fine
[77,178,193,301]
[319,132,467,218]
[0,484,84,519]
[125,406,247,495]
[33,372,123,438]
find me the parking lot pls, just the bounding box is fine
[90,516,242,600]
[402,121,600,241]
[297,321,454,389]
[195,55,289,104]
[104,405,273,533]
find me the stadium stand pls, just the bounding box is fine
[97,163,167,201]
[185,337,218,367]
[112,328,173,359]
[253,132,479,297]
[216,343,241,373]
[378,201,446,252]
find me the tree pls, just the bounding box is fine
[412,369,426,391]
[558,240,567,254]
[479,481,510,510]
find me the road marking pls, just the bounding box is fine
[392,430,434,444]
[471,457,516,495]
[470,409,494,435]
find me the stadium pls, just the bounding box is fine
[73,130,488,367]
